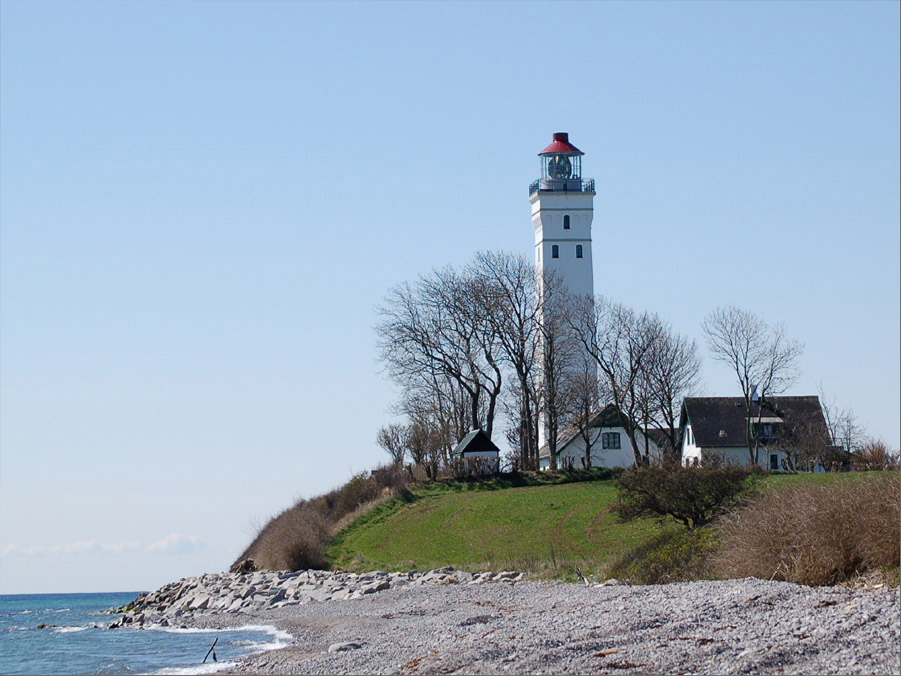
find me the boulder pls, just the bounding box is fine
[360,580,391,594]
[328,642,362,653]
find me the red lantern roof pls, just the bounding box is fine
[538,132,583,156]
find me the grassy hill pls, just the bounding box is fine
[327,474,695,581]
[326,470,898,584]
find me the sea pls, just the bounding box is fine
[0,592,291,675]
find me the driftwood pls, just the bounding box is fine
[203,637,219,664]
[575,567,590,587]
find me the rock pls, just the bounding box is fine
[307,587,334,603]
[328,642,362,653]
[36,623,56,629]
[361,580,391,594]
[189,595,210,611]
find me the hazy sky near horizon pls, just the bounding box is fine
[1,1,898,594]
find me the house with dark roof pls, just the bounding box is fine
[451,429,501,472]
[538,404,665,469]
[679,396,830,470]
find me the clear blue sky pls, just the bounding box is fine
[1,1,898,594]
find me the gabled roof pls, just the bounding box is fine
[451,429,500,457]
[681,396,828,448]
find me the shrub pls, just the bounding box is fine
[232,463,411,572]
[336,473,381,517]
[853,439,900,471]
[240,501,331,571]
[613,462,756,530]
[714,475,900,585]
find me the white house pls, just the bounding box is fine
[538,404,665,470]
[679,396,830,470]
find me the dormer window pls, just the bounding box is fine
[563,215,570,230]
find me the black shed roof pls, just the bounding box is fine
[452,429,501,457]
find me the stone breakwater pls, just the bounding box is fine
[108,567,524,629]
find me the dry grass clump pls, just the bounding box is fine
[244,502,331,571]
[715,475,900,586]
[233,464,410,572]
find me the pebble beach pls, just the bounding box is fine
[112,568,901,674]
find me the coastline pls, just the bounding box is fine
[119,571,901,675]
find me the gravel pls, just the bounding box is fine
[187,577,900,675]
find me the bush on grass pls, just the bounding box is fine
[613,461,757,530]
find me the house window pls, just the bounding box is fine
[563,215,570,230]
[576,244,583,258]
[770,454,779,470]
[552,245,559,259]
[602,432,621,449]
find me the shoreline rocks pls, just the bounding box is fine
[108,567,525,629]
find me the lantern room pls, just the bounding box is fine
[529,132,595,195]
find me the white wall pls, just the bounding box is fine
[540,426,660,469]
[682,443,789,471]
[530,191,595,300]
[531,189,595,451]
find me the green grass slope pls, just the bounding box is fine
[328,479,681,578]
[326,471,898,583]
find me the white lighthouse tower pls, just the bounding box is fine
[530,132,596,454]
[530,132,595,300]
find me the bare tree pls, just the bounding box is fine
[702,306,803,465]
[570,296,661,466]
[770,410,830,471]
[376,423,409,465]
[818,385,863,456]
[376,266,504,440]
[469,251,542,468]
[567,356,601,468]
[536,279,581,470]
[641,320,703,461]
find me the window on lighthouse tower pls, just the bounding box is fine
[563,215,570,230]
[576,245,583,258]
[552,245,559,259]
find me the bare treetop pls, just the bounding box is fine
[702,305,804,464]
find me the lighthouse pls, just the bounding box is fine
[529,132,595,301]
[530,132,596,454]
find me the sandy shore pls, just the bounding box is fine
[176,578,900,675]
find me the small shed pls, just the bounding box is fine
[451,429,501,472]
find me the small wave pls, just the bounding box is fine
[155,660,238,675]
[54,625,92,633]
[54,608,71,613]
[150,624,291,643]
